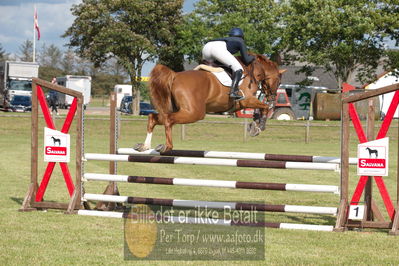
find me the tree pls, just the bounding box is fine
[378,2,399,48]
[38,43,63,68]
[91,71,125,96]
[74,56,93,76]
[0,43,8,61]
[37,43,47,65]
[38,66,63,82]
[61,48,77,74]
[18,40,33,62]
[102,58,128,81]
[384,49,399,78]
[63,0,184,115]
[385,50,399,70]
[279,0,399,87]
[45,44,62,68]
[178,0,282,62]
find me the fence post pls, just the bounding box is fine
[181,124,186,141]
[305,120,310,144]
[243,118,248,142]
[365,98,375,220]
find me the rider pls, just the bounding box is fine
[202,27,255,100]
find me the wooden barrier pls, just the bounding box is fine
[335,82,399,235]
[20,78,84,212]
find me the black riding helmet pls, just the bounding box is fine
[228,27,244,39]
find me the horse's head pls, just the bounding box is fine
[248,54,286,108]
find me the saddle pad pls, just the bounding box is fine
[194,64,243,87]
[194,64,224,72]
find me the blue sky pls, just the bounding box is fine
[0,0,198,75]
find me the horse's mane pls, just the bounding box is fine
[237,53,279,70]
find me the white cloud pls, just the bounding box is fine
[0,0,197,75]
[0,0,81,54]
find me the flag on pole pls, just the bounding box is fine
[34,7,40,40]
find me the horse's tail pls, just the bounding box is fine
[149,64,176,115]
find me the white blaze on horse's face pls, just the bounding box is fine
[144,132,152,150]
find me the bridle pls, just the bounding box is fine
[262,77,279,110]
[246,60,279,110]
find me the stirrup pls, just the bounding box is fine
[229,92,245,101]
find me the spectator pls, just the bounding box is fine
[49,77,59,115]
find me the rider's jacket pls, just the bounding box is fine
[208,36,255,65]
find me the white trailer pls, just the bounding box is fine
[365,71,399,119]
[114,84,132,109]
[56,75,91,108]
[0,61,39,110]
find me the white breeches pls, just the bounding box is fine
[202,41,243,72]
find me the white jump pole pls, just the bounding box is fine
[77,210,334,231]
[83,193,338,215]
[84,173,340,194]
[84,153,340,171]
[117,148,358,165]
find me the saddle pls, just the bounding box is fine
[194,60,242,87]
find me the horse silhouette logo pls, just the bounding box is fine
[51,136,61,146]
[366,147,378,158]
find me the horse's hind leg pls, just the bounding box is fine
[134,113,159,151]
[157,109,205,153]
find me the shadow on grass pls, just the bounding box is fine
[10,197,67,205]
[10,197,23,205]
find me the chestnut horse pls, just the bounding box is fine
[134,54,285,153]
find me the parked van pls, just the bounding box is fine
[56,75,91,108]
[0,61,39,111]
[114,84,132,110]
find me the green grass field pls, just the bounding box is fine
[1,113,399,265]
[89,96,110,107]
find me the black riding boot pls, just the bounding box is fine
[229,69,244,100]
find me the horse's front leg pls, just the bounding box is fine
[258,107,272,131]
[134,113,159,151]
[240,97,270,136]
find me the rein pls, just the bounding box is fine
[246,61,277,110]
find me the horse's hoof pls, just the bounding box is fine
[249,125,261,137]
[155,144,165,152]
[259,123,266,131]
[259,117,267,131]
[247,121,253,132]
[155,144,173,153]
[134,143,147,152]
[247,121,256,132]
